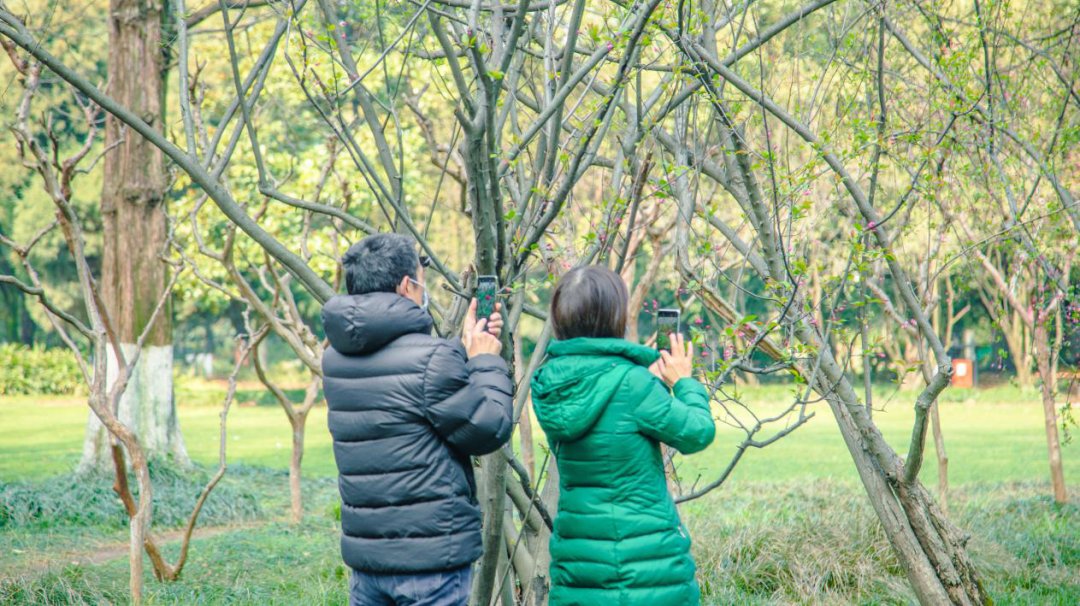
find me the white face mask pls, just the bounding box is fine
[408,277,429,311]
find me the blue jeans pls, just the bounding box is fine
[349,566,472,606]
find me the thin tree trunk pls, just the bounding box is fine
[113,443,150,604]
[1034,321,1068,503]
[290,410,308,523]
[519,404,535,481]
[471,454,509,606]
[514,332,535,480]
[927,309,950,513]
[1012,312,1034,388]
[930,402,949,513]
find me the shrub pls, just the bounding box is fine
[0,461,261,530]
[0,344,85,396]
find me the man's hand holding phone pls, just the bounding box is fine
[649,333,694,387]
[463,298,503,358]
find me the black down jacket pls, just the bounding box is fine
[321,292,514,574]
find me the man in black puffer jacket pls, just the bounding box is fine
[321,233,513,606]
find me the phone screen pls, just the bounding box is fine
[476,276,498,321]
[655,309,680,351]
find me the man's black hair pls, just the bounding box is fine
[342,233,420,295]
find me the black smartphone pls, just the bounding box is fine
[476,275,498,322]
[655,309,680,351]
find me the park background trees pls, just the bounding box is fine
[1,0,1077,604]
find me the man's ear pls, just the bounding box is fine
[395,275,410,295]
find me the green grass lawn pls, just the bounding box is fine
[1,381,1077,604]
[3,382,1076,489]
[679,383,1080,490]
[0,385,336,481]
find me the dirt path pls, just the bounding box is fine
[1,522,264,581]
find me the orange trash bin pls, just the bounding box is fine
[952,358,973,388]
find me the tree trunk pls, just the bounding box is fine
[1034,321,1068,503]
[807,328,987,605]
[20,300,36,345]
[513,332,535,480]
[471,453,509,606]
[1010,312,1034,388]
[289,411,308,523]
[920,323,950,514]
[527,459,558,606]
[930,401,949,514]
[80,0,187,472]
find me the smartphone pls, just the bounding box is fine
[655,309,680,352]
[476,275,498,322]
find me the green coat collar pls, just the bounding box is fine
[546,337,659,367]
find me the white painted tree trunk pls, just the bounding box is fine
[79,344,188,472]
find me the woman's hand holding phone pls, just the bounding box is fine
[649,333,694,387]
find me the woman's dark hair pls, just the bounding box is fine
[550,266,629,340]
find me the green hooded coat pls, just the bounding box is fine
[531,338,716,606]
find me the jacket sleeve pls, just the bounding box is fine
[633,373,716,454]
[423,341,514,456]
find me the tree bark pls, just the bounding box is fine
[1034,321,1068,503]
[809,336,987,605]
[289,410,308,523]
[930,401,949,513]
[513,331,535,480]
[923,310,950,514]
[1012,312,1034,388]
[80,0,187,471]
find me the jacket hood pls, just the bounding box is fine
[322,292,433,355]
[530,338,658,442]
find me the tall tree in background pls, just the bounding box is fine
[80,0,188,470]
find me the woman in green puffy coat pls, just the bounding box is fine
[531,266,717,606]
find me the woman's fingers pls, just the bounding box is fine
[649,358,665,378]
[669,333,686,359]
